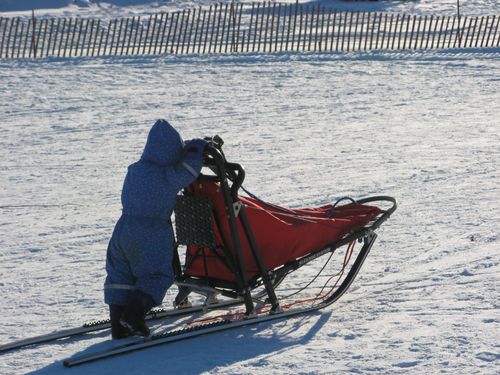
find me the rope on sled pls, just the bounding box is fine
[241,185,356,218]
[185,240,357,326]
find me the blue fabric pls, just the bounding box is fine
[104,120,205,306]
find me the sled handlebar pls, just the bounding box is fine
[202,136,245,198]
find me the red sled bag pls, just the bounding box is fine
[182,181,382,283]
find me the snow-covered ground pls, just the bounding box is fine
[1,1,500,374]
[1,48,499,374]
[2,0,499,17]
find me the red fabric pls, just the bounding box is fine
[183,181,382,282]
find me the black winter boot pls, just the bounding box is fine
[120,291,155,337]
[109,304,132,339]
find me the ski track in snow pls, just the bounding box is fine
[0,47,499,374]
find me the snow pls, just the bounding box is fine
[1,1,500,374]
[1,0,500,17]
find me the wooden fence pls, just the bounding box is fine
[1,2,499,59]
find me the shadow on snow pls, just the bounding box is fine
[30,310,332,374]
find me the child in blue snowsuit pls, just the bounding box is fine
[104,119,206,338]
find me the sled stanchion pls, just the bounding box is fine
[238,208,281,311]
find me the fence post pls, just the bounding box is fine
[49,18,59,57]
[440,16,448,49]
[269,3,275,52]
[325,9,332,51]
[147,14,156,55]
[182,9,191,54]
[207,6,215,53]
[198,10,206,54]
[363,12,369,51]
[174,10,184,54]
[335,11,341,51]
[11,17,20,59]
[493,15,500,47]
[203,8,210,54]
[75,18,83,56]
[454,16,463,48]
[23,19,31,58]
[373,13,380,49]
[353,11,359,51]
[165,12,175,54]
[485,15,495,47]
[229,3,235,53]
[125,17,134,55]
[493,17,500,47]
[314,5,321,51]
[220,4,228,53]
[141,15,151,54]
[54,18,63,57]
[62,18,70,57]
[93,19,100,56]
[236,3,243,52]
[470,16,478,48]
[436,16,444,49]
[260,1,268,52]
[31,10,37,58]
[0,17,4,59]
[387,13,393,49]
[180,9,191,54]
[80,18,88,56]
[220,3,226,53]
[85,19,93,56]
[212,5,220,54]
[187,9,195,54]
[291,0,298,50]
[381,13,388,50]
[419,15,426,49]
[432,16,438,49]
[319,7,325,52]
[159,13,172,55]
[357,12,364,51]
[391,14,399,50]
[103,19,111,55]
[69,18,77,57]
[252,3,259,52]
[478,16,486,47]
[407,15,415,50]
[286,2,293,51]
[118,17,127,55]
[464,17,473,48]
[276,3,282,52]
[396,14,403,50]
[305,6,312,51]
[17,21,25,58]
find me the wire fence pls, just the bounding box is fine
[1,2,499,59]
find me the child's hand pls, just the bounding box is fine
[184,139,208,156]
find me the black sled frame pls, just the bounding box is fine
[172,137,397,316]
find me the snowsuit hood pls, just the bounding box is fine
[141,120,184,165]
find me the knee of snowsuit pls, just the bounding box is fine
[104,215,175,306]
[104,119,206,307]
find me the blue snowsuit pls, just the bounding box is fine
[104,120,204,307]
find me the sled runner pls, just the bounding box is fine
[1,136,396,365]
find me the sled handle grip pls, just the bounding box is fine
[225,162,245,198]
[203,144,246,198]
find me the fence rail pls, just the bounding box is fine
[1,2,499,59]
